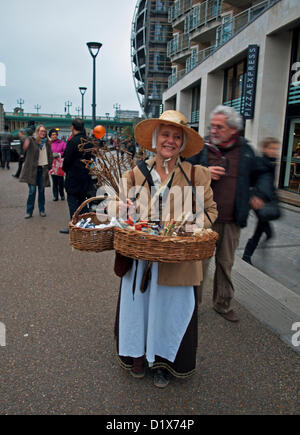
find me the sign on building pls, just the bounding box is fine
[244,45,259,120]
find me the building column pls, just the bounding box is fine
[199,71,224,137]
[245,32,292,148]
[177,89,192,122]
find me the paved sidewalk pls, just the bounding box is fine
[0,164,299,415]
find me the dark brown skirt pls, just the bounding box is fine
[114,283,198,379]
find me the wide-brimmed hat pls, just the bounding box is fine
[134,110,204,158]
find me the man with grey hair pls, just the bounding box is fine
[188,105,256,322]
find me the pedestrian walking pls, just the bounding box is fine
[12,129,26,178]
[0,125,13,169]
[242,138,281,265]
[19,125,53,218]
[188,105,256,322]
[48,128,66,201]
[60,119,93,234]
[115,110,217,388]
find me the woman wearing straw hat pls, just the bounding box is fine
[115,110,218,388]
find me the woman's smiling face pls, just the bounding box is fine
[156,124,183,160]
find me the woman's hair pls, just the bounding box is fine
[210,105,244,131]
[260,137,280,150]
[34,125,48,143]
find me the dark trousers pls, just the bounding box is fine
[67,193,89,220]
[243,220,272,260]
[1,149,10,168]
[51,175,65,200]
[14,158,24,178]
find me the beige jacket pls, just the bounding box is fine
[122,159,218,286]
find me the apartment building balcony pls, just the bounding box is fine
[187,0,222,44]
[185,44,217,73]
[167,0,278,88]
[168,68,186,87]
[167,33,190,61]
[168,0,193,24]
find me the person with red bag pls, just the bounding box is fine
[49,129,66,201]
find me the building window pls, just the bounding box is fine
[223,59,247,114]
[191,84,200,125]
[280,28,300,194]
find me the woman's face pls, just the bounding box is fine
[156,124,183,160]
[38,127,47,139]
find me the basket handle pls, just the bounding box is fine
[71,196,114,224]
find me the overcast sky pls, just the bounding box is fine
[0,0,140,117]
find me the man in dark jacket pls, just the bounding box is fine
[60,118,93,234]
[0,125,13,169]
[188,105,256,322]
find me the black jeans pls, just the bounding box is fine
[1,149,10,168]
[51,175,65,200]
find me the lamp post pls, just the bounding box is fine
[79,86,87,119]
[34,104,41,114]
[87,42,102,128]
[65,101,72,116]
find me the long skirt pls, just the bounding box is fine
[115,260,198,378]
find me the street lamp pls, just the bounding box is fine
[87,41,102,128]
[79,86,87,119]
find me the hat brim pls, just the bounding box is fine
[134,118,204,158]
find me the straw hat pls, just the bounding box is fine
[134,110,204,158]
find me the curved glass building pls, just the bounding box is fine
[131,0,173,118]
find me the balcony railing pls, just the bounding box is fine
[185,0,222,34]
[168,0,193,23]
[168,69,186,87]
[185,44,217,73]
[216,0,277,46]
[167,33,190,57]
[168,0,278,88]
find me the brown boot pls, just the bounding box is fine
[130,356,145,379]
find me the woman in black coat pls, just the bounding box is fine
[242,138,280,265]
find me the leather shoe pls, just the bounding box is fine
[214,308,239,322]
[59,228,69,234]
[153,368,171,388]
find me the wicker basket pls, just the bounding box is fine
[113,227,218,263]
[69,196,114,252]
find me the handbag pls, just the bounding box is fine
[255,200,281,222]
[49,157,65,177]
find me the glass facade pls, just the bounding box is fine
[280,28,300,195]
[131,0,172,118]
